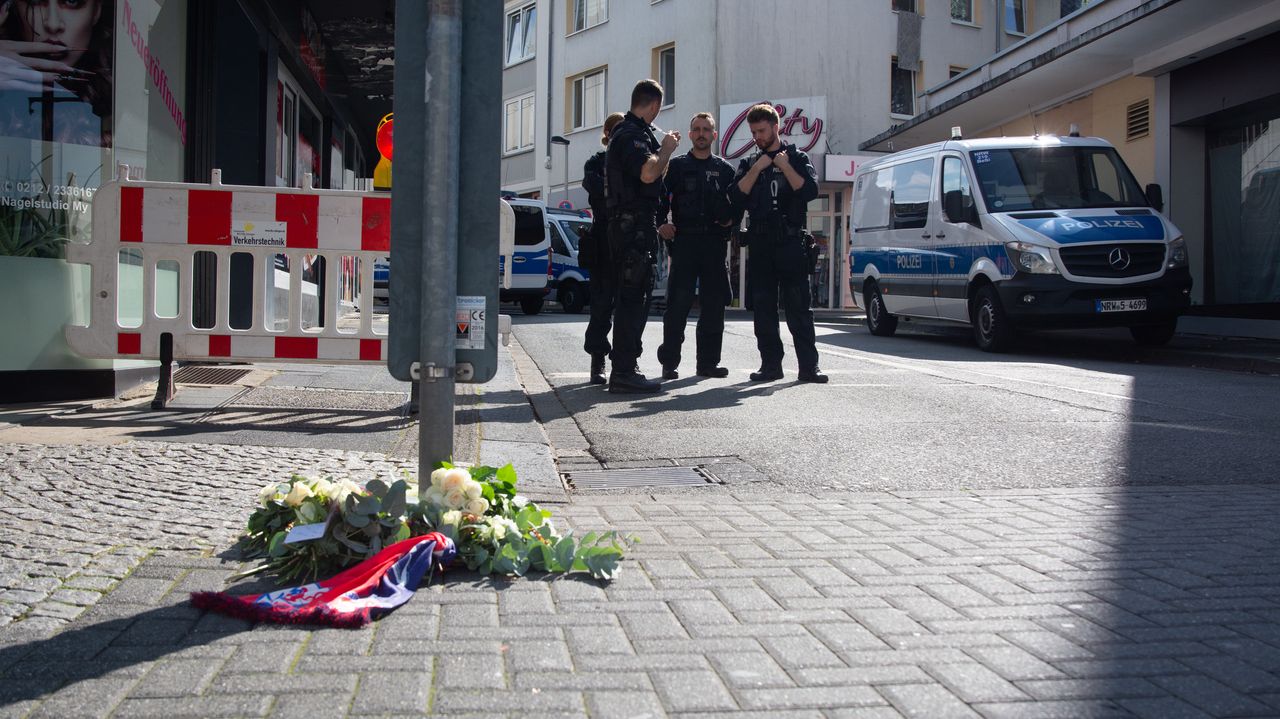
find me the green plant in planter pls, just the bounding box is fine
[0,206,68,259]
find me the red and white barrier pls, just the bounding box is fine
[66,168,392,364]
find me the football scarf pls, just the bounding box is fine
[191,532,456,628]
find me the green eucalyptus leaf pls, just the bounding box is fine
[345,512,371,528]
[267,531,287,557]
[366,478,389,496]
[554,536,577,572]
[384,481,408,517]
[528,542,553,572]
[355,494,382,515]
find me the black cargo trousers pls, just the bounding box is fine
[657,231,730,371]
[606,210,658,374]
[747,225,818,371]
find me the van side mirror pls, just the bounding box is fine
[1145,183,1164,213]
[943,190,980,226]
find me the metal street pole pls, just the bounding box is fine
[419,0,463,471]
[551,135,570,207]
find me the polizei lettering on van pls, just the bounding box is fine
[1059,219,1144,231]
[895,254,923,270]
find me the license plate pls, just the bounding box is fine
[1095,298,1147,313]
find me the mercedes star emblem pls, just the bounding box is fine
[1108,247,1132,270]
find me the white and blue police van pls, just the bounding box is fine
[372,256,390,306]
[849,133,1191,352]
[500,198,554,315]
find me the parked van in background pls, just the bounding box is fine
[501,198,554,315]
[849,134,1192,352]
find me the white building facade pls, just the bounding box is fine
[501,0,1003,309]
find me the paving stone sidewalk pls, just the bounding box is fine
[3,474,1280,718]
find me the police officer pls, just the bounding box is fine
[603,79,680,394]
[730,103,828,383]
[656,112,735,379]
[581,112,625,385]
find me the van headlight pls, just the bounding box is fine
[1167,236,1188,269]
[1004,242,1059,274]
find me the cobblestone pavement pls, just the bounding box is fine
[3,464,1279,717]
[0,442,415,639]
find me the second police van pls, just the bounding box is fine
[848,132,1192,352]
[501,198,554,315]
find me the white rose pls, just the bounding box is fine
[464,497,490,517]
[284,482,312,508]
[257,483,279,506]
[443,489,467,510]
[332,479,362,505]
[440,510,463,526]
[463,480,483,500]
[430,468,448,490]
[310,478,334,498]
[441,468,471,494]
[423,487,446,508]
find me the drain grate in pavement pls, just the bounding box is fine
[173,366,252,385]
[563,466,718,490]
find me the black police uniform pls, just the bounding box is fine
[603,111,663,390]
[730,142,824,380]
[580,149,614,381]
[655,152,736,376]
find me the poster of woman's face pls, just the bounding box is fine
[0,0,114,147]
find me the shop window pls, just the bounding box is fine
[1126,99,1151,142]
[1005,0,1027,34]
[506,3,536,66]
[890,57,916,117]
[504,93,535,153]
[1208,119,1280,305]
[570,68,606,131]
[654,45,675,108]
[572,0,607,33]
[951,0,974,22]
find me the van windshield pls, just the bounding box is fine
[969,146,1148,212]
[556,218,593,251]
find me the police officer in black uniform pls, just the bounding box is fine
[603,79,680,394]
[656,112,735,379]
[730,103,828,383]
[581,112,625,385]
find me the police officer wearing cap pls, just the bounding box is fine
[581,111,626,385]
[730,103,828,383]
[603,79,680,394]
[656,112,735,379]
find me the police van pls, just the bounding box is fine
[500,198,554,314]
[849,133,1192,352]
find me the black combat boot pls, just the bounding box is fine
[696,366,729,378]
[590,354,607,385]
[608,369,662,394]
[662,365,679,380]
[749,365,784,382]
[798,367,829,384]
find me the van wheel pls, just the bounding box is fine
[520,297,544,315]
[864,282,898,337]
[1131,320,1177,346]
[971,285,1015,352]
[558,281,586,314]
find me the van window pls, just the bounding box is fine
[853,169,892,230]
[512,204,545,246]
[970,146,1147,212]
[941,156,976,220]
[559,219,592,250]
[890,158,933,230]
[549,223,571,256]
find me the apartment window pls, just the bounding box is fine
[504,93,535,153]
[572,0,607,33]
[571,69,606,130]
[890,57,915,117]
[950,0,974,23]
[949,65,967,78]
[1060,0,1093,16]
[1005,0,1026,34]
[892,0,916,11]
[506,4,536,66]
[655,45,675,107]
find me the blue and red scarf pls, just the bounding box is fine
[191,532,456,628]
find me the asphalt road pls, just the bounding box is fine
[512,310,1280,492]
